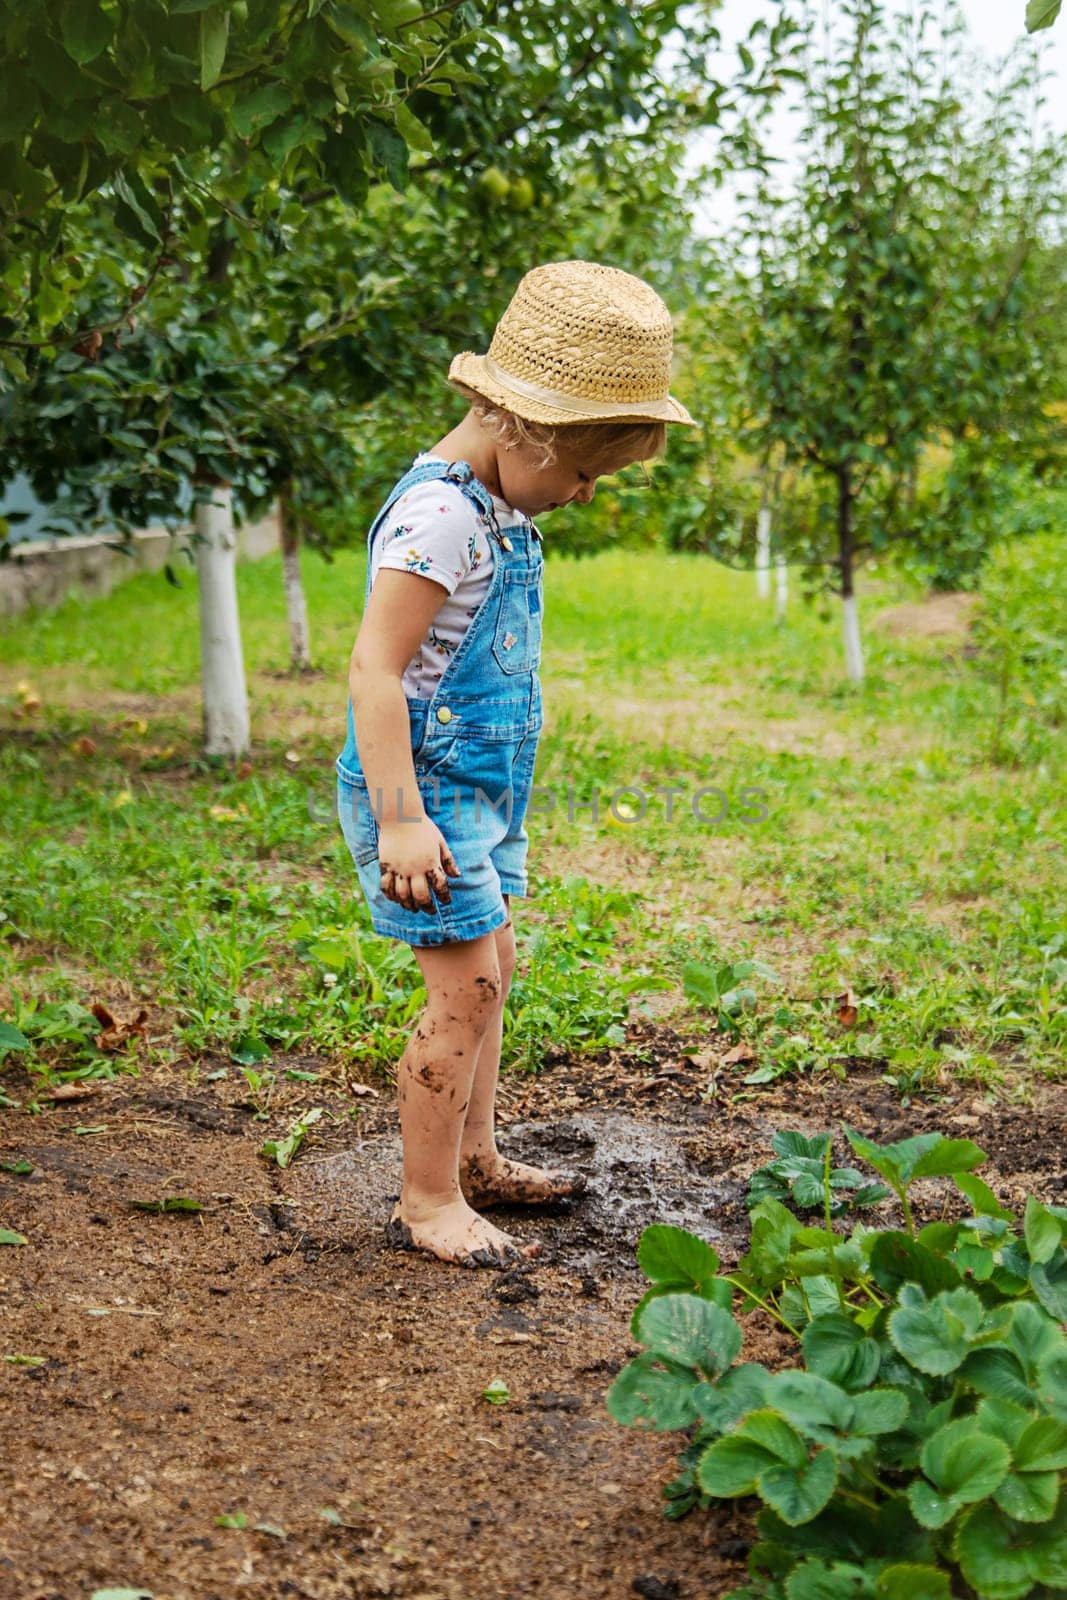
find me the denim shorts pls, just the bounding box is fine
[336,710,541,946]
[336,456,544,948]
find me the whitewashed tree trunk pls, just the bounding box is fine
[756,503,772,600]
[775,552,788,624]
[194,484,250,757]
[842,592,865,683]
[280,487,312,672]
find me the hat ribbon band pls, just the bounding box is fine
[483,355,668,417]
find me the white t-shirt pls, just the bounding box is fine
[369,452,530,700]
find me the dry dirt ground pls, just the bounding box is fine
[2,1023,1064,1600]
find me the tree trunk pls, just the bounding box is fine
[837,465,864,683]
[775,551,788,625]
[194,482,250,757]
[279,484,313,672]
[756,480,772,600]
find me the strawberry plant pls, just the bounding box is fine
[607,1129,1067,1599]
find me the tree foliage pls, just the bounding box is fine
[677,0,1066,621]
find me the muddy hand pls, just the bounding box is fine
[379,818,461,914]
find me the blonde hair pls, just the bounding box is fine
[451,381,667,474]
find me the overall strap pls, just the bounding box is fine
[366,457,504,571]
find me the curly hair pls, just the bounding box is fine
[450,380,667,473]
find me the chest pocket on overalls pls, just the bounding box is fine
[491,569,543,675]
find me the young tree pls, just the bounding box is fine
[688,0,1066,681]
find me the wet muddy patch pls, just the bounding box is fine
[285,1107,744,1279]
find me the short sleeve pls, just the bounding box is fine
[373,481,480,596]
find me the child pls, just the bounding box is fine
[335,260,695,1268]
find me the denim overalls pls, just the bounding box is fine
[335,457,544,946]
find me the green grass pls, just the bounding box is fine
[0,526,1063,1100]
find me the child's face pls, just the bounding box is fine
[498,439,643,518]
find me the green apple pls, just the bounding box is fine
[477,166,511,204]
[507,176,535,212]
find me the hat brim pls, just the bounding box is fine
[448,352,696,428]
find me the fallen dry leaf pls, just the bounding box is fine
[43,1082,100,1102]
[348,1083,379,1099]
[71,736,97,758]
[90,1002,149,1052]
[835,987,859,1028]
[720,1040,758,1066]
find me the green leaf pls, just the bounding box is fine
[955,1503,1066,1597]
[111,170,162,248]
[802,1315,881,1390]
[844,1127,942,1187]
[1029,1502,1067,1582]
[737,1409,811,1470]
[873,1564,951,1600]
[1024,1196,1063,1265]
[888,1286,985,1375]
[606,1353,700,1432]
[907,1479,959,1530]
[127,1197,204,1214]
[635,1293,742,1378]
[765,1370,853,1439]
[910,1137,986,1180]
[60,2,113,64]
[0,1159,33,1174]
[682,960,720,1009]
[0,1021,30,1057]
[1009,1299,1065,1382]
[0,1229,28,1246]
[920,1416,1011,1501]
[1030,1256,1067,1322]
[1014,1416,1067,1472]
[366,117,408,191]
[637,1224,721,1288]
[786,1559,874,1600]
[773,1131,832,1161]
[976,1397,1035,1449]
[760,1447,838,1526]
[1026,1,1062,34]
[392,103,435,154]
[848,1389,910,1437]
[698,1432,777,1496]
[259,1108,322,1169]
[993,1469,1059,1523]
[200,4,231,91]
[869,1232,961,1298]
[692,1363,772,1431]
[954,1171,1012,1221]
[231,1036,271,1066]
[629,1274,732,1338]
[1036,1345,1067,1419]
[231,84,292,139]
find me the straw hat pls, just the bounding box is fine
[448,260,696,428]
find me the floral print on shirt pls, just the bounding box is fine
[371,465,524,700]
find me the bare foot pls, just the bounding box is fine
[384,1197,543,1269]
[460,1153,588,1208]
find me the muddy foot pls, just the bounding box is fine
[460,1154,589,1209]
[384,1198,543,1270]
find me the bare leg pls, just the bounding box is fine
[459,897,588,1208]
[389,926,543,1267]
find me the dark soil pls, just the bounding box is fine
[1,1021,1063,1600]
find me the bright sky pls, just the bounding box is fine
[686,0,1066,232]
